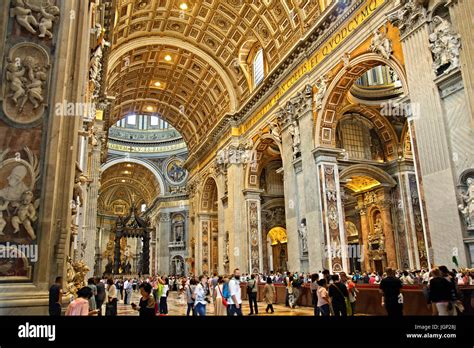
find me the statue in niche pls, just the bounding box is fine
[369,25,393,60]
[459,177,474,229]
[314,75,328,110]
[174,222,184,242]
[288,121,301,160]
[374,214,383,236]
[72,170,89,208]
[11,191,37,240]
[429,16,461,75]
[298,220,308,253]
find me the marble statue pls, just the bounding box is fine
[11,191,37,240]
[374,214,383,235]
[298,221,308,253]
[0,165,29,202]
[174,223,184,242]
[369,26,393,60]
[429,16,461,75]
[10,0,38,34]
[314,75,328,110]
[37,5,60,39]
[267,120,281,143]
[288,120,301,160]
[0,198,9,236]
[5,61,26,105]
[459,177,474,229]
[72,173,89,207]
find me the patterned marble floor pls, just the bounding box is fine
[114,290,315,316]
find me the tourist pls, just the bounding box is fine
[264,276,276,314]
[194,275,208,316]
[131,283,156,317]
[379,267,403,316]
[287,275,295,308]
[428,268,456,316]
[214,276,227,316]
[211,272,219,298]
[400,270,414,285]
[95,277,106,316]
[105,278,118,316]
[228,268,243,316]
[344,272,358,316]
[159,277,169,315]
[185,278,197,316]
[87,278,97,312]
[65,287,98,316]
[48,276,63,316]
[292,275,303,307]
[310,273,319,316]
[316,279,330,316]
[328,274,349,316]
[439,265,460,313]
[124,278,133,305]
[247,273,258,315]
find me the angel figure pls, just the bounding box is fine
[11,191,38,240]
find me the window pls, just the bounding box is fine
[253,48,265,86]
[341,121,366,159]
[127,115,136,125]
[150,116,159,126]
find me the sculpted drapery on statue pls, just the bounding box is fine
[428,16,461,76]
[369,25,393,60]
[459,177,474,230]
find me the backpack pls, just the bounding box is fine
[222,282,230,299]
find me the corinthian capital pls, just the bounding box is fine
[387,0,427,38]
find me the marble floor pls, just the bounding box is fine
[115,290,315,316]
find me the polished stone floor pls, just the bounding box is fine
[114,290,315,316]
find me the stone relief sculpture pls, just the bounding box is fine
[288,120,301,160]
[267,120,281,143]
[65,257,90,297]
[3,43,51,125]
[10,0,60,39]
[0,148,40,242]
[369,25,393,60]
[429,16,461,76]
[314,75,328,111]
[459,177,474,230]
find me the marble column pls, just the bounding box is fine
[379,191,397,269]
[197,215,211,275]
[314,149,349,272]
[244,189,264,273]
[158,212,171,275]
[82,122,104,277]
[358,206,371,272]
[389,4,466,266]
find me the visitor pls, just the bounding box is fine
[186,278,197,316]
[428,267,456,316]
[310,273,319,316]
[95,277,106,316]
[65,287,98,316]
[362,272,370,284]
[379,267,403,316]
[292,275,303,307]
[211,272,219,298]
[316,279,330,316]
[194,275,208,316]
[131,283,156,317]
[264,276,276,314]
[159,277,169,315]
[87,278,97,312]
[228,268,243,316]
[48,276,63,316]
[344,273,358,316]
[214,276,227,316]
[400,270,414,285]
[322,269,331,285]
[124,278,133,305]
[287,275,295,308]
[439,265,460,314]
[105,278,118,316]
[328,274,349,316]
[132,278,138,292]
[247,274,258,315]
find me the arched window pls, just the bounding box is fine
[253,48,265,86]
[337,114,385,161]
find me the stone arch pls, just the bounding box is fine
[101,157,166,196]
[340,164,397,188]
[245,134,282,190]
[199,175,219,212]
[315,53,408,149]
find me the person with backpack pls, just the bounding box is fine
[228,268,243,316]
[131,282,156,317]
[213,276,227,316]
[193,275,209,316]
[328,274,349,316]
[222,275,231,315]
[247,273,258,315]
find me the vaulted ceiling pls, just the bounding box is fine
[106,0,324,152]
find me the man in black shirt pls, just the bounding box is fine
[95,277,106,316]
[379,268,403,316]
[328,274,349,316]
[132,283,156,317]
[48,276,63,316]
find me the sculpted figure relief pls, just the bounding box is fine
[369,26,393,60]
[314,75,328,111]
[459,177,474,229]
[10,0,60,39]
[429,16,461,75]
[288,121,301,160]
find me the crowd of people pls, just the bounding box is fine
[48,266,473,317]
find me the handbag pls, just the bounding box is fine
[217,285,228,307]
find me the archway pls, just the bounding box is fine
[267,227,288,273]
[198,176,219,275]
